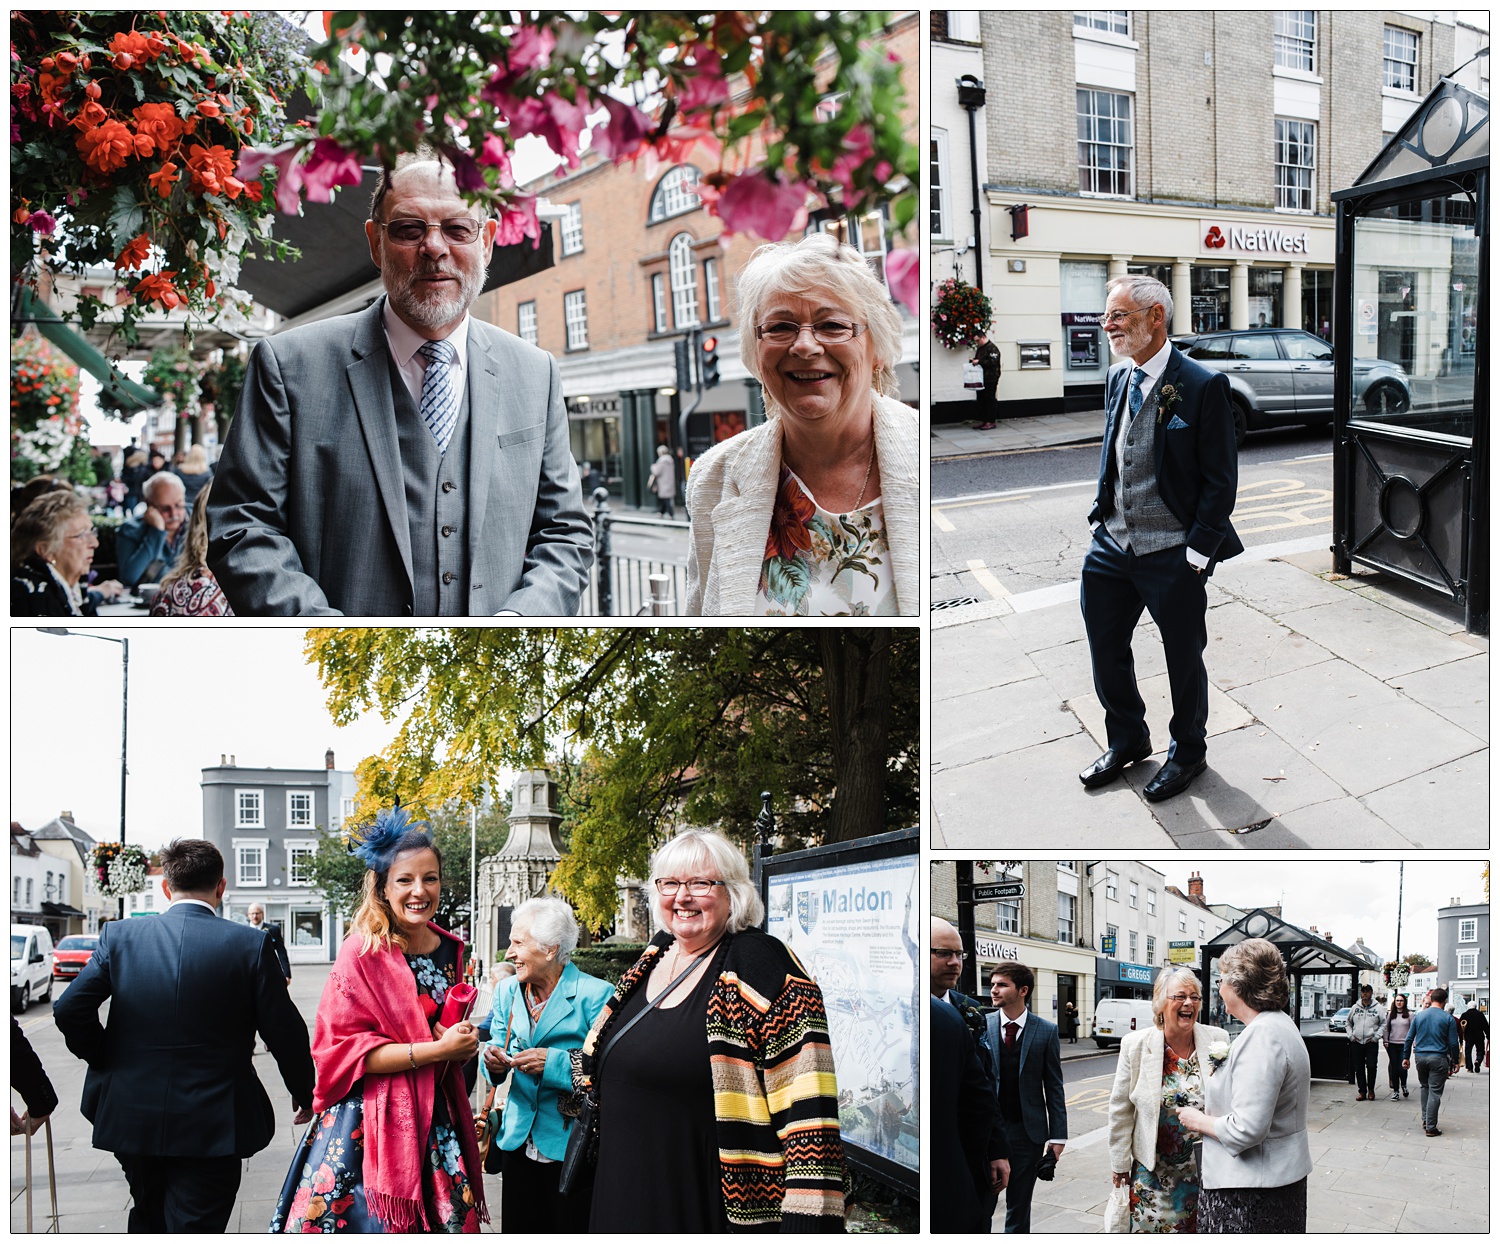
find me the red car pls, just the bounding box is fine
[52,934,98,980]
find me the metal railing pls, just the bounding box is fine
[581,492,691,616]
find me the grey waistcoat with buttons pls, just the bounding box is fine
[388,354,472,616]
[1104,380,1186,556]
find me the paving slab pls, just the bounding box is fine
[1359,756,1487,848]
[1397,1202,1490,1232]
[1215,555,1354,617]
[932,614,1042,702]
[1388,652,1488,740]
[995,594,1090,654]
[1278,590,1481,682]
[1026,637,1100,704]
[1233,659,1485,798]
[934,675,1083,770]
[1261,796,1416,847]
[1068,673,1254,753]
[1203,598,1336,691]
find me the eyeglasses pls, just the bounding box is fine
[653,878,726,897]
[64,528,100,544]
[755,320,867,345]
[380,218,484,246]
[930,948,968,962]
[1101,306,1151,327]
[1164,994,1201,1004]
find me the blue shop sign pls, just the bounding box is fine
[1120,963,1154,984]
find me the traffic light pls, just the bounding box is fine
[674,337,692,392]
[701,335,720,388]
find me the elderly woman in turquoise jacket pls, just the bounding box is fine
[480,896,613,1233]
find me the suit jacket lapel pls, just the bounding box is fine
[465,320,500,562]
[1153,347,1185,479]
[1018,1014,1034,1076]
[348,298,414,592]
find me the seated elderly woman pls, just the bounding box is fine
[684,232,917,616]
[12,491,124,616]
[576,829,847,1231]
[480,896,612,1233]
[1108,965,1229,1232]
[1177,938,1311,1234]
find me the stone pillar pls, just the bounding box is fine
[1107,255,1131,284]
[1283,264,1304,331]
[1230,262,1251,331]
[1172,261,1194,337]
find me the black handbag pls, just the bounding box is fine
[556,944,716,1196]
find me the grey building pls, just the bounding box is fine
[200,749,359,964]
[1437,899,1489,1009]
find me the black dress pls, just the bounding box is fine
[589,944,730,1232]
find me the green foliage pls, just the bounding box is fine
[10,335,81,431]
[307,829,369,919]
[570,943,647,986]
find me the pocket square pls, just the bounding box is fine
[1167,415,1190,430]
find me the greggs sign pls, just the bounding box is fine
[1201,220,1311,256]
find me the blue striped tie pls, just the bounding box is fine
[417,339,459,454]
[1128,367,1146,418]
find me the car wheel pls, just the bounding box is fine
[1365,381,1410,415]
[39,976,52,1004]
[1230,398,1249,448]
[13,984,29,1014]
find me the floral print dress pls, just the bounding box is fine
[755,466,895,616]
[270,939,480,1233]
[1129,1045,1203,1233]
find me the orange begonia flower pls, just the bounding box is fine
[114,233,152,271]
[147,161,180,198]
[185,143,240,198]
[132,271,182,310]
[77,119,136,173]
[110,30,168,65]
[71,100,108,131]
[132,101,184,155]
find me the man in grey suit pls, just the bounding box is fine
[208,156,592,615]
[985,963,1067,1232]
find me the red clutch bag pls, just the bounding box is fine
[439,982,477,1028]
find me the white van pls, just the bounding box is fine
[1092,997,1155,1048]
[11,924,55,1013]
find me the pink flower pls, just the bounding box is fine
[28,210,57,237]
[237,142,305,214]
[711,169,811,240]
[495,195,541,249]
[885,247,919,316]
[478,133,513,187]
[503,25,556,77]
[678,46,730,114]
[301,138,363,204]
[448,150,487,193]
[590,95,652,161]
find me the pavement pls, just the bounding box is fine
[933,410,1108,459]
[1025,1061,1490,1233]
[931,414,1487,849]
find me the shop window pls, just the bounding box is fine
[1190,266,1230,333]
[1274,11,1316,72]
[1249,267,1285,327]
[1077,89,1134,198]
[564,290,588,350]
[669,233,699,328]
[1301,269,1334,339]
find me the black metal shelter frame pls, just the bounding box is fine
[1330,75,1488,634]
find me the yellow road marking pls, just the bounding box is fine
[932,508,956,533]
[1067,1085,1113,1110]
[1235,477,1332,534]
[967,560,1010,601]
[935,494,1034,512]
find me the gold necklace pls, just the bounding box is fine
[852,433,876,510]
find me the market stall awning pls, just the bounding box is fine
[41,901,87,919]
[13,286,162,413]
[235,167,555,321]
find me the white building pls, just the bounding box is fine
[1090,865,1236,1004]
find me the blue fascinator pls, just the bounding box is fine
[347,805,433,874]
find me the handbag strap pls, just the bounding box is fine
[596,942,718,1078]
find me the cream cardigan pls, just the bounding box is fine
[1107,1022,1229,1177]
[683,393,919,616]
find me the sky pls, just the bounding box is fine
[1138,858,1485,965]
[10,627,513,851]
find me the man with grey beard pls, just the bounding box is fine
[209,155,591,615]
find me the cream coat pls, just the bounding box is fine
[683,393,918,615]
[1108,1021,1229,1177]
[1200,1009,1312,1190]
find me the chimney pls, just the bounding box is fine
[60,810,72,822]
[230,754,236,766]
[325,748,335,770]
[1187,871,1204,901]
[220,753,226,765]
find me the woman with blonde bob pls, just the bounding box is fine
[271,810,486,1233]
[577,829,847,1231]
[1107,966,1229,1232]
[1177,938,1311,1233]
[684,232,918,616]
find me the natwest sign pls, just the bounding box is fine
[1201,219,1311,256]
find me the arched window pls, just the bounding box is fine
[650,165,702,222]
[669,233,699,328]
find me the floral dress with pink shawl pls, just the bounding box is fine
[270,938,480,1233]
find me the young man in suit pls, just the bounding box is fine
[984,963,1067,1233]
[53,839,315,1232]
[1080,275,1243,802]
[209,155,593,616]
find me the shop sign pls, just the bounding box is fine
[974,935,1020,962]
[1101,935,1117,955]
[1120,962,1154,984]
[1168,941,1196,964]
[567,396,620,416]
[1061,312,1104,326]
[1201,219,1311,256]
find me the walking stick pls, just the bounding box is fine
[44,1116,59,1232]
[24,1119,32,1234]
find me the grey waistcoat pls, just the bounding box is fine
[388,354,472,616]
[1104,381,1185,556]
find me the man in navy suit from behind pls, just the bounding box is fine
[54,839,315,1232]
[1080,275,1243,802]
[984,963,1067,1233]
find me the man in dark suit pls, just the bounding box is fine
[984,963,1067,1233]
[208,155,592,616]
[931,996,1008,1233]
[247,902,291,983]
[54,839,315,1232]
[1080,275,1243,801]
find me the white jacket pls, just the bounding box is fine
[1108,1022,1229,1177]
[1201,1009,1312,1190]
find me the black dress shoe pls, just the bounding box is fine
[1143,757,1208,802]
[1079,742,1152,789]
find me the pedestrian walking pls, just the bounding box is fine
[971,332,1001,430]
[1347,984,1384,1100]
[646,444,677,518]
[1458,1003,1488,1073]
[1062,1001,1079,1044]
[1402,987,1462,1137]
[1382,994,1413,1100]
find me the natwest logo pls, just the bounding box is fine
[1200,219,1310,256]
[1204,225,1227,249]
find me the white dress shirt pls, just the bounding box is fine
[382,303,470,405]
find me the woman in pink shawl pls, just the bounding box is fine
[271,809,487,1233]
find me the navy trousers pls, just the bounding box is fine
[1081,529,1209,766]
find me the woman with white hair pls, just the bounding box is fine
[684,231,917,616]
[479,895,612,1233]
[1107,966,1228,1232]
[576,829,846,1231]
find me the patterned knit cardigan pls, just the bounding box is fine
[576,928,847,1232]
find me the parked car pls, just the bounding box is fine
[11,924,55,1013]
[1327,1006,1352,1033]
[52,933,99,981]
[1091,997,1156,1049]
[1172,328,1411,445]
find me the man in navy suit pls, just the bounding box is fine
[1080,275,1243,802]
[54,839,315,1232]
[984,963,1067,1233]
[931,996,1007,1233]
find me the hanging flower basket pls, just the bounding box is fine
[89,842,149,898]
[931,278,994,350]
[1382,960,1411,989]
